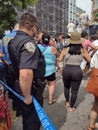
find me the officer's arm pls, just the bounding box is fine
[19,69,33,105]
[19,41,37,105]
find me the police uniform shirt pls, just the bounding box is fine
[14,31,39,71]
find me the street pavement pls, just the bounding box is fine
[10,71,97,130]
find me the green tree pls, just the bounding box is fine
[0,0,38,38]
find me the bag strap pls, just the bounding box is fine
[91,50,97,57]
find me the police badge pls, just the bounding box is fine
[24,42,36,54]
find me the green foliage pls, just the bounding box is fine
[19,0,39,8]
[0,0,38,38]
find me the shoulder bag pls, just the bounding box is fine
[86,68,98,97]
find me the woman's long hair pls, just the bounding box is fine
[42,33,50,44]
[68,44,83,55]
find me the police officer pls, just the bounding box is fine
[8,13,45,130]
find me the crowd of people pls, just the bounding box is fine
[0,12,98,130]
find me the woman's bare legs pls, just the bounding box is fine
[47,80,56,104]
[89,97,98,129]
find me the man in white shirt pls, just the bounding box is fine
[67,20,75,34]
[80,11,89,30]
[76,25,82,34]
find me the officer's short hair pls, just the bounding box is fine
[19,13,37,30]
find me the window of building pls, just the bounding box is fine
[17,7,24,12]
[55,9,59,16]
[52,0,55,4]
[28,7,33,13]
[58,27,62,33]
[60,10,63,17]
[55,1,58,5]
[36,12,41,18]
[49,6,54,13]
[43,23,48,31]
[49,15,54,21]
[49,25,53,31]
[59,2,63,8]
[37,3,41,8]
[43,13,48,19]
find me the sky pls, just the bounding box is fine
[76,0,92,18]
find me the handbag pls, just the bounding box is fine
[86,68,98,97]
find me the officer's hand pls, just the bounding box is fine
[24,95,32,105]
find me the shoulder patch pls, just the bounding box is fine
[24,42,36,54]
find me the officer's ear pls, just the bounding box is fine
[32,25,38,33]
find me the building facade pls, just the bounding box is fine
[68,0,76,23]
[17,0,69,35]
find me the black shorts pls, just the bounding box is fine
[45,73,56,81]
